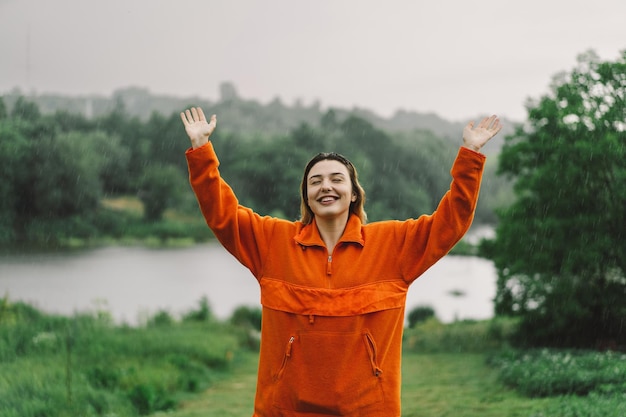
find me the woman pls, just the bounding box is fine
[181,107,501,417]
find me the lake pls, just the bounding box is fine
[0,242,497,325]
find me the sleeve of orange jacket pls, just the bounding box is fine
[397,146,486,283]
[185,141,273,279]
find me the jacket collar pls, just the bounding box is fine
[294,214,365,248]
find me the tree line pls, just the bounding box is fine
[0,96,507,248]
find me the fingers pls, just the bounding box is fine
[180,107,209,125]
[180,110,190,126]
[475,115,501,132]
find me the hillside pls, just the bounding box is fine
[2,82,516,153]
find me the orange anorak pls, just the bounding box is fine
[186,142,486,417]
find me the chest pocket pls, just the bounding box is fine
[272,330,384,415]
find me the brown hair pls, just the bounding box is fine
[299,152,367,225]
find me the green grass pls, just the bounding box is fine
[152,351,625,417]
[150,318,624,417]
[149,352,558,417]
[0,299,246,417]
[2,298,623,417]
[401,353,556,417]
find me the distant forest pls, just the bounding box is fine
[2,83,514,153]
[0,85,514,247]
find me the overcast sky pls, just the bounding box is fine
[1,0,624,121]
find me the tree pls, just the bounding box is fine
[0,121,30,243]
[486,50,626,348]
[0,97,7,120]
[11,96,41,121]
[27,131,103,218]
[137,164,186,221]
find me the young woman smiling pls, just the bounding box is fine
[181,107,502,417]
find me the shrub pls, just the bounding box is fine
[0,300,243,417]
[406,305,435,328]
[488,348,626,397]
[403,317,517,353]
[230,305,262,331]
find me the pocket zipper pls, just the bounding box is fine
[364,333,383,377]
[274,336,295,381]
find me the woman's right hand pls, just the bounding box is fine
[180,107,217,149]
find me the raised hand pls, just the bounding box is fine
[180,107,217,149]
[462,115,502,152]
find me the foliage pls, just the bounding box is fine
[406,305,435,328]
[484,50,626,349]
[487,348,626,398]
[182,296,213,323]
[0,297,242,417]
[403,317,518,353]
[0,91,506,248]
[137,164,186,221]
[230,305,262,331]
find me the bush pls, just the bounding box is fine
[403,317,517,353]
[0,300,242,417]
[487,348,626,397]
[230,305,262,331]
[406,305,435,328]
[531,392,626,417]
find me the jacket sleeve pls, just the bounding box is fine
[397,146,486,283]
[185,142,273,279]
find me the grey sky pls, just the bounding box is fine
[1,0,624,121]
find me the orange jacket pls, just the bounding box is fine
[186,143,486,417]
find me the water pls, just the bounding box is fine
[0,243,496,325]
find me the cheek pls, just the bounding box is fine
[306,188,315,205]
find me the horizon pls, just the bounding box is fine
[1,0,624,122]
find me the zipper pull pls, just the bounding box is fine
[286,336,294,357]
[326,255,332,275]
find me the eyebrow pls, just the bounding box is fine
[308,172,346,181]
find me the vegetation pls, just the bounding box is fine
[0,297,256,417]
[2,292,623,417]
[146,315,624,417]
[0,93,510,250]
[406,305,436,328]
[482,50,626,349]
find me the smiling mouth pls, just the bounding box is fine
[319,196,338,204]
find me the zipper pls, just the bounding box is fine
[364,333,383,377]
[326,255,332,275]
[274,336,295,381]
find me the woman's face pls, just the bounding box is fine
[306,159,356,222]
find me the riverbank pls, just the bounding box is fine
[1,244,497,326]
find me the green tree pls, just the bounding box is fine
[28,131,103,218]
[486,50,626,348]
[11,96,41,121]
[0,97,7,119]
[137,164,186,221]
[0,121,30,243]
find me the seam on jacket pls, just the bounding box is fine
[260,277,409,316]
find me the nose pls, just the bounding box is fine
[321,179,332,191]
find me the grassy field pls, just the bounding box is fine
[2,299,623,417]
[152,351,558,417]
